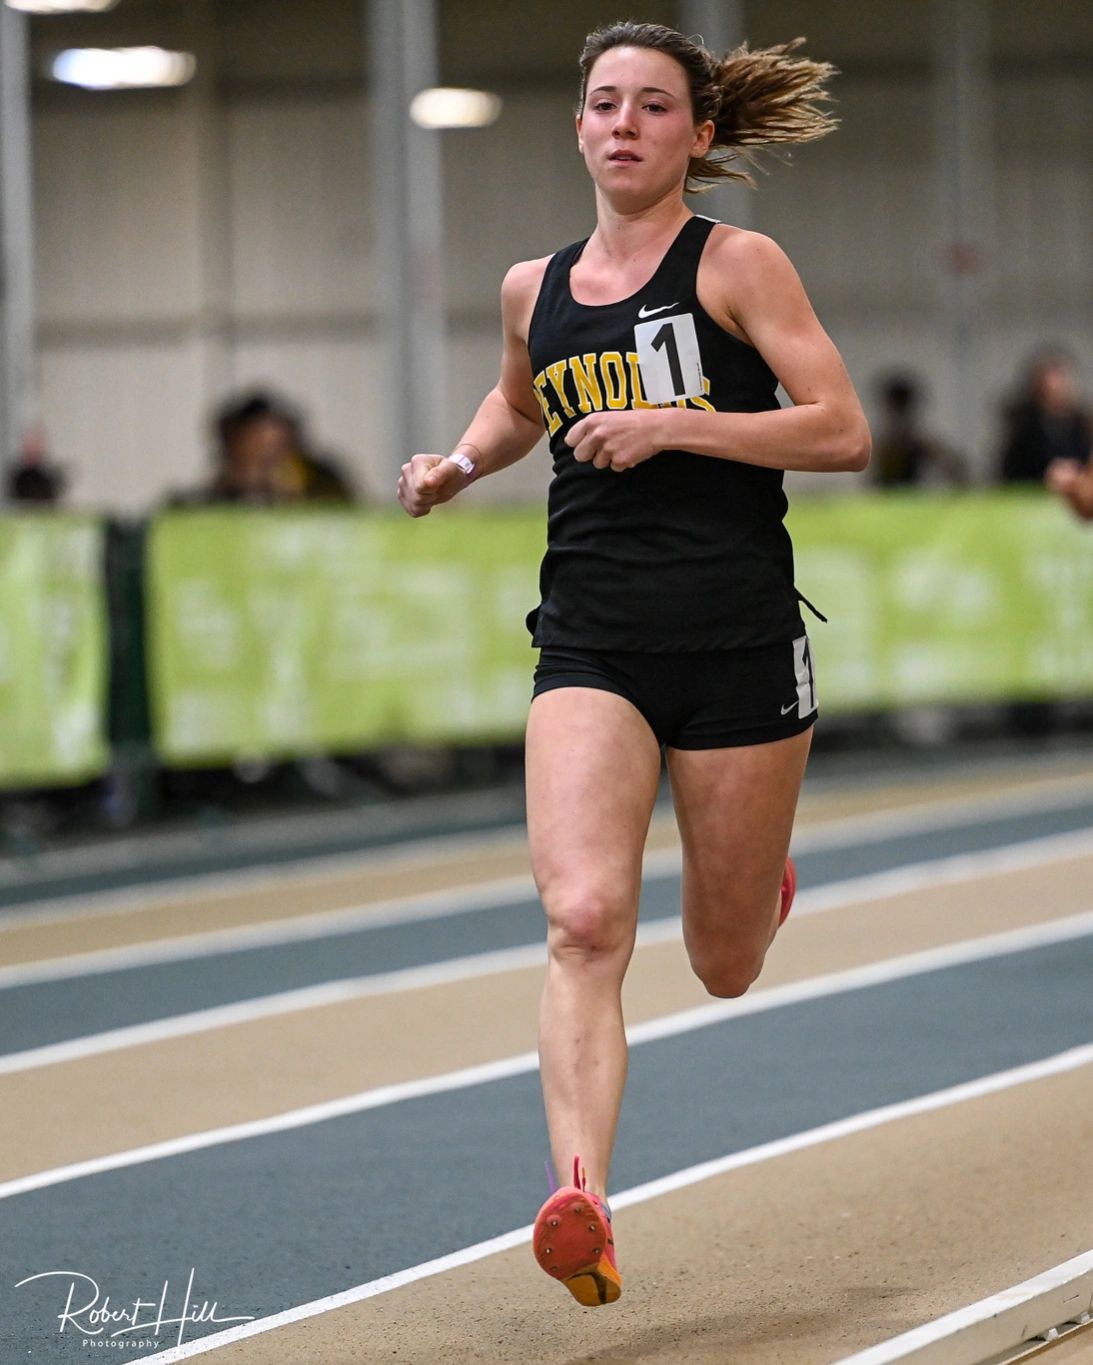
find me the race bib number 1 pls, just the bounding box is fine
[634,312,704,404]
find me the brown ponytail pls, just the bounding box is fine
[578,23,838,192]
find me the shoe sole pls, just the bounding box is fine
[533,1190,621,1306]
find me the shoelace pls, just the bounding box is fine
[544,1154,612,1222]
[544,1156,590,1195]
[575,1155,611,1222]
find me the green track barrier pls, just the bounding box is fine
[0,514,109,786]
[791,490,1093,708]
[146,493,1093,765]
[147,507,544,764]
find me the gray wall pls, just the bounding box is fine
[24,0,1093,510]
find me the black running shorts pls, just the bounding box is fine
[531,636,818,749]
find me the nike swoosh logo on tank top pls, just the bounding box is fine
[637,301,678,318]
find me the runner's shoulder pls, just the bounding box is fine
[706,223,794,274]
[501,256,553,337]
[502,255,552,305]
[703,225,804,318]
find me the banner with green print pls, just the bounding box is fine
[789,490,1093,709]
[147,507,544,764]
[147,493,1093,764]
[0,515,109,786]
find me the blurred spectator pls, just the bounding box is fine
[177,390,356,506]
[997,347,1092,484]
[277,408,358,502]
[209,393,294,503]
[6,427,65,504]
[1045,456,1093,521]
[871,373,966,487]
[996,349,1092,738]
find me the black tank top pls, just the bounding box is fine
[525,214,805,651]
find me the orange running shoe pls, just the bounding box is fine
[779,856,797,927]
[533,1157,621,1306]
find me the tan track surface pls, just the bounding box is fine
[3,763,1091,966]
[3,846,1092,1183]
[1040,1329,1093,1363]
[5,757,1092,1363]
[185,1061,1093,1364]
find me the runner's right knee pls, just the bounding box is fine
[544,886,634,961]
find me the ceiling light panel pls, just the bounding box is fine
[409,87,502,130]
[51,46,196,89]
[7,1,120,14]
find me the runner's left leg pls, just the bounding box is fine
[667,728,812,998]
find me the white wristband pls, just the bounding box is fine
[445,451,477,483]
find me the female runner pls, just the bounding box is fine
[398,20,870,1307]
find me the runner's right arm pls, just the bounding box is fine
[398,259,548,518]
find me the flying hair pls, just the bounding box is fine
[577,21,839,192]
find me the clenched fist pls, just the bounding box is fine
[398,454,470,517]
[565,410,664,472]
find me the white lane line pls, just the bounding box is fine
[3,770,1090,936]
[835,1249,1093,1364]
[140,1043,1093,1362]
[791,828,1093,919]
[3,821,1093,991]
[0,872,542,987]
[787,776,1093,855]
[623,909,1093,1049]
[2,839,1092,1076]
[0,787,530,902]
[3,908,1092,1196]
[0,937,557,1078]
[0,821,531,931]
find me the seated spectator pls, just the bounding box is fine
[178,390,356,506]
[6,427,65,504]
[7,463,64,504]
[209,393,293,503]
[871,373,966,487]
[277,411,357,503]
[998,347,1092,484]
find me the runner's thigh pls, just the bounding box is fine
[526,687,662,940]
[667,728,812,949]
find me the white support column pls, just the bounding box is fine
[367,0,446,481]
[933,0,994,470]
[182,0,235,424]
[678,0,752,229]
[0,3,37,483]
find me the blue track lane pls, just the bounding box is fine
[2,797,1093,1058]
[3,935,1092,1359]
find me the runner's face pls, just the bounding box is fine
[577,47,713,202]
